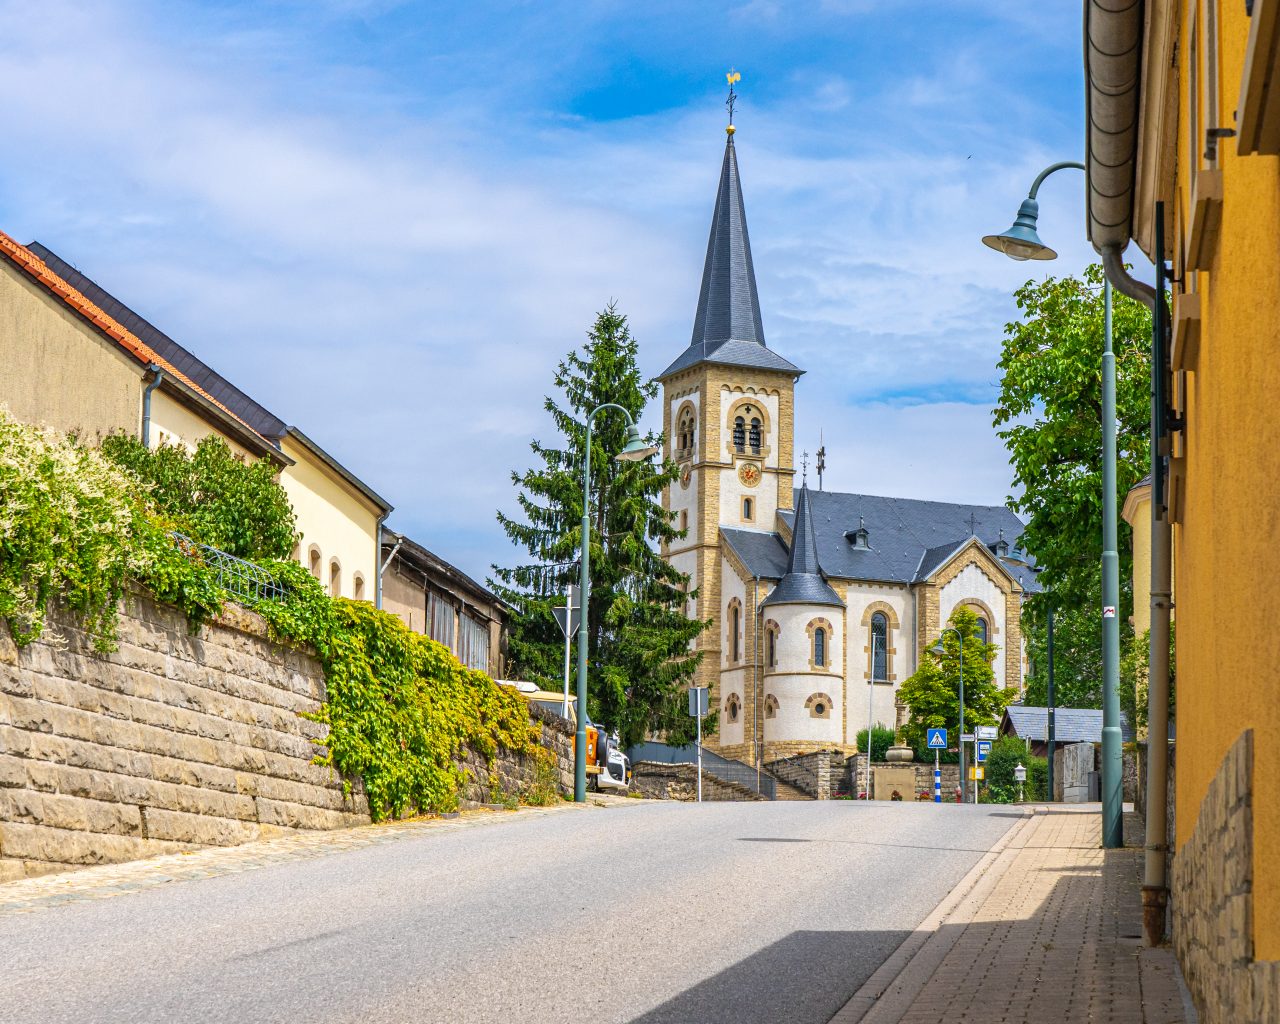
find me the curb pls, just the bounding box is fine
[828,806,1044,1024]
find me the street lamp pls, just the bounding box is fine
[931,628,968,804]
[573,404,660,802]
[983,159,1123,848]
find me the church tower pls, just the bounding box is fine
[658,115,803,742]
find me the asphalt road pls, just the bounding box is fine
[0,800,1019,1024]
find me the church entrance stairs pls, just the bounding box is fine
[772,779,814,801]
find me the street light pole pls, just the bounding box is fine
[573,404,660,803]
[982,158,1123,843]
[865,633,878,801]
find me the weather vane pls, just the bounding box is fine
[726,68,740,131]
[801,450,809,482]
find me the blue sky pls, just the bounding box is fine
[0,1,1096,581]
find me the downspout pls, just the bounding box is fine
[754,574,762,793]
[1100,242,1172,946]
[140,364,163,447]
[374,513,391,610]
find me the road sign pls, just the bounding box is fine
[688,687,709,717]
[976,739,992,763]
[969,766,985,781]
[552,600,581,637]
[926,727,948,750]
[960,733,975,743]
[976,725,998,740]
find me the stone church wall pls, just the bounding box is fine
[940,562,1008,690]
[0,592,370,881]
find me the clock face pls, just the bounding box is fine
[680,463,692,487]
[738,462,761,487]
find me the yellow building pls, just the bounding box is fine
[1,237,393,603]
[1086,1,1280,1015]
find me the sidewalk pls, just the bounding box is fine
[833,805,1195,1024]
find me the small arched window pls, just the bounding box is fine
[742,497,753,522]
[814,627,826,668]
[766,625,777,668]
[729,601,741,662]
[725,693,741,724]
[352,573,366,601]
[308,546,322,580]
[871,612,888,681]
[764,694,779,719]
[975,616,989,646]
[733,416,746,451]
[677,407,696,455]
[329,559,342,598]
[805,692,834,719]
[679,509,689,533]
[748,417,762,452]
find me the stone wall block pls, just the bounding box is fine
[253,797,367,831]
[0,821,191,865]
[0,663,34,699]
[0,790,142,836]
[142,808,262,847]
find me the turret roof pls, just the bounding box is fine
[760,482,843,608]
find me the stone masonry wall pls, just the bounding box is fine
[457,702,575,806]
[767,750,835,799]
[850,756,962,800]
[632,761,765,802]
[0,591,370,881]
[1173,730,1280,1023]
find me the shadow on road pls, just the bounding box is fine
[627,929,910,1024]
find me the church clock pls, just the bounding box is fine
[738,462,762,488]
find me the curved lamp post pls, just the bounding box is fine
[573,404,660,802]
[983,159,1123,847]
[931,628,968,804]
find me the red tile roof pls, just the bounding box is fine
[0,229,273,451]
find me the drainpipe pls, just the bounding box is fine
[140,364,163,447]
[754,574,762,791]
[1100,240,1172,945]
[374,513,391,610]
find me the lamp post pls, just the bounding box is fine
[931,628,967,804]
[572,404,660,803]
[864,633,879,801]
[982,159,1123,847]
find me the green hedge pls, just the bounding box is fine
[981,735,1047,803]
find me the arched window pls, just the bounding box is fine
[764,694,779,719]
[308,546,322,580]
[975,616,989,646]
[352,573,366,601]
[729,601,741,663]
[733,416,746,451]
[329,559,342,598]
[677,406,696,455]
[766,623,778,668]
[814,627,826,668]
[725,693,741,724]
[871,612,888,682]
[742,497,753,522]
[680,509,688,533]
[748,417,762,452]
[805,692,834,719]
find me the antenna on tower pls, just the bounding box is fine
[816,432,826,492]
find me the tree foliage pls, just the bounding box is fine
[101,434,298,561]
[993,265,1152,707]
[490,305,706,746]
[898,607,1017,750]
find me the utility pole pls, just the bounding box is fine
[1047,603,1056,801]
[1100,282,1124,847]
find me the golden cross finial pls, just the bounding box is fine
[726,68,740,133]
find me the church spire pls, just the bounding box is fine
[762,481,844,608]
[658,74,802,380]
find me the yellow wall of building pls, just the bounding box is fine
[280,436,379,602]
[148,389,253,460]
[0,261,142,441]
[1122,485,1152,638]
[1172,0,1280,959]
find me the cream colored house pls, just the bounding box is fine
[4,238,392,602]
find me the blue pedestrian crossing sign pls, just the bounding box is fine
[926,728,948,750]
[976,739,992,763]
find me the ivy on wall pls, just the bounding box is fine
[0,409,542,820]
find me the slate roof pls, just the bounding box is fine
[1000,705,1137,744]
[660,135,802,380]
[28,243,288,442]
[724,489,1041,590]
[761,482,843,607]
[0,231,276,453]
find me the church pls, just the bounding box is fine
[658,118,1040,766]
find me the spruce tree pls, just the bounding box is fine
[490,305,706,746]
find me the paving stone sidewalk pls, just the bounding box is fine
[836,805,1195,1024]
[0,795,631,918]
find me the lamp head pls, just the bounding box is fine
[616,424,660,462]
[930,640,946,656]
[982,197,1058,262]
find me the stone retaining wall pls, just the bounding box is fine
[851,757,962,800]
[1172,730,1280,1022]
[631,761,765,801]
[458,702,574,806]
[0,591,370,880]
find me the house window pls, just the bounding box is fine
[308,546,322,580]
[429,592,456,649]
[352,573,366,601]
[458,613,490,673]
[975,616,989,646]
[733,416,746,451]
[871,612,888,682]
[748,417,761,453]
[742,497,753,522]
[329,559,342,598]
[814,627,826,668]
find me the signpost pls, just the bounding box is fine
[926,728,947,804]
[551,585,581,718]
[976,739,992,764]
[688,687,709,802]
[976,725,998,740]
